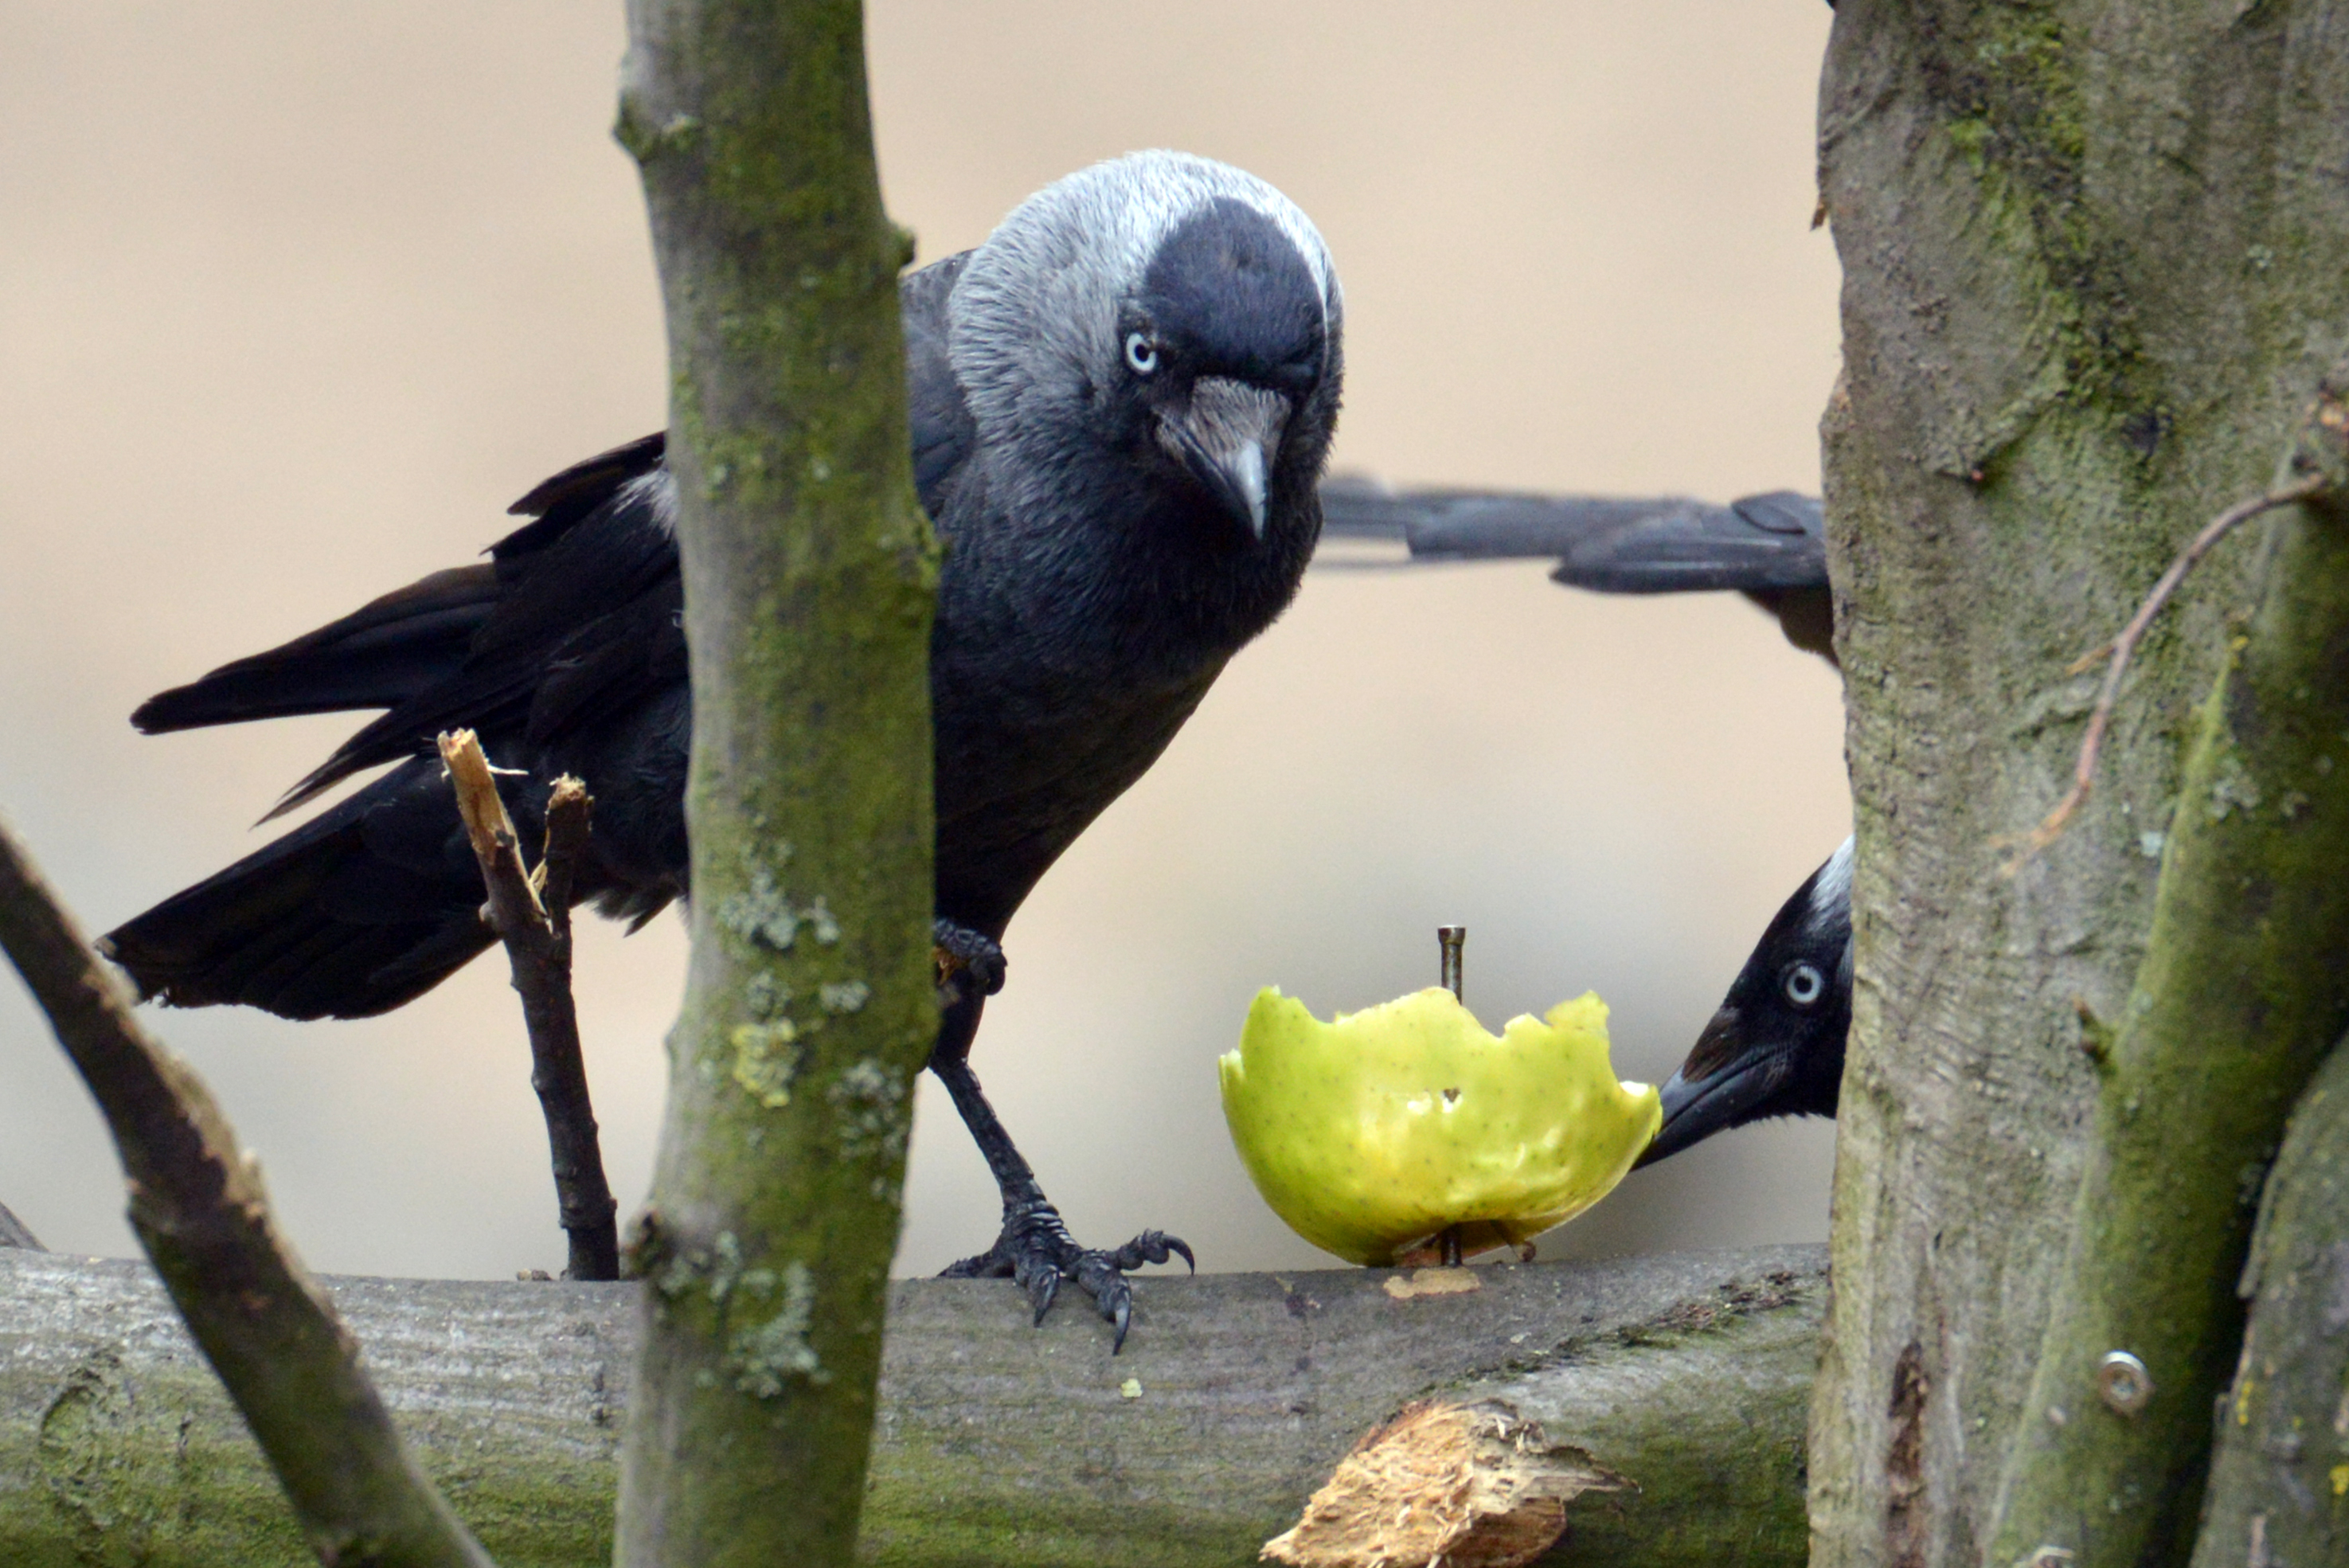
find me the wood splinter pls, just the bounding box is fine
[438,729,619,1281]
[1262,1398,1628,1568]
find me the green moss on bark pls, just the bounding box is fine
[2191,1030,2349,1568]
[1987,495,2349,1567]
[613,2,936,1562]
[1814,6,2349,1562]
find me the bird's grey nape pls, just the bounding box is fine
[1809,835,1855,925]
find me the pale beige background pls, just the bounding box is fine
[0,3,1846,1281]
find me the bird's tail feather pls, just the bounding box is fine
[100,756,506,1020]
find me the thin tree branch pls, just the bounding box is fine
[2007,471,2328,870]
[436,731,619,1281]
[0,809,494,1568]
[614,2,938,1559]
[0,1198,39,1250]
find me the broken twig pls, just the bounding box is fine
[2009,471,2328,870]
[0,808,492,1568]
[437,730,619,1281]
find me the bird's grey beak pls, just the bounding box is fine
[1161,376,1291,541]
[1634,1006,1785,1168]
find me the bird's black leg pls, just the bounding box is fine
[928,921,1193,1352]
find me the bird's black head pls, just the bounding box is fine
[1636,837,1853,1167]
[1116,196,1331,541]
[1132,197,1327,394]
[948,152,1342,550]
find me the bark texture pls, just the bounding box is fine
[0,816,491,1568]
[2192,1030,2349,1568]
[1988,439,2349,1564]
[439,737,618,1282]
[0,1247,1822,1568]
[612,2,936,1562]
[1814,5,2349,1566]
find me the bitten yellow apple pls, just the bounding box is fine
[1219,987,1661,1266]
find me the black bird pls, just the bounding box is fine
[1637,836,1851,1163]
[101,151,1345,1345]
[1315,478,1853,1160]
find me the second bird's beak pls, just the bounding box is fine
[1633,1005,1782,1169]
[1162,376,1292,540]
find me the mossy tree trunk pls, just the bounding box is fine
[612,2,937,1564]
[1812,6,2349,1566]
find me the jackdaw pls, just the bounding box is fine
[1315,478,1854,1159]
[103,151,1344,1345]
[1636,835,1851,1163]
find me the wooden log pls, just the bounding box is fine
[0,1244,1822,1567]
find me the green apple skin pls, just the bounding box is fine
[1219,987,1662,1266]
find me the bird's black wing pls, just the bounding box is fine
[138,252,984,821]
[255,439,680,815]
[131,565,506,735]
[1318,477,1823,588]
[1317,477,1832,659]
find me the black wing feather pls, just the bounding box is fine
[1316,476,1832,663]
[1317,477,1825,593]
[131,565,503,734]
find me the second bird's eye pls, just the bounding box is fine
[1783,962,1824,1007]
[1124,331,1159,376]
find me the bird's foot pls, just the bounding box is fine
[940,1198,1193,1352]
[932,919,1006,1002]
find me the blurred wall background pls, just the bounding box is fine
[0,2,1845,1282]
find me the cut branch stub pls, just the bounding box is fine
[1262,1398,1628,1568]
[436,730,619,1281]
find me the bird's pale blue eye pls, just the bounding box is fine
[1783,962,1824,1007]
[1124,331,1159,376]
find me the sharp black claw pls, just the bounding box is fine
[1025,1263,1060,1324]
[939,1204,1190,1350]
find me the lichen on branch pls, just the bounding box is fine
[612,2,936,1562]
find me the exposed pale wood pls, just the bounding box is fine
[0,1245,1823,1568]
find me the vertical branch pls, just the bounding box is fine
[2190,1028,2349,1568]
[0,811,494,1568]
[1987,399,2349,1567]
[438,731,619,1281]
[615,2,937,1563]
